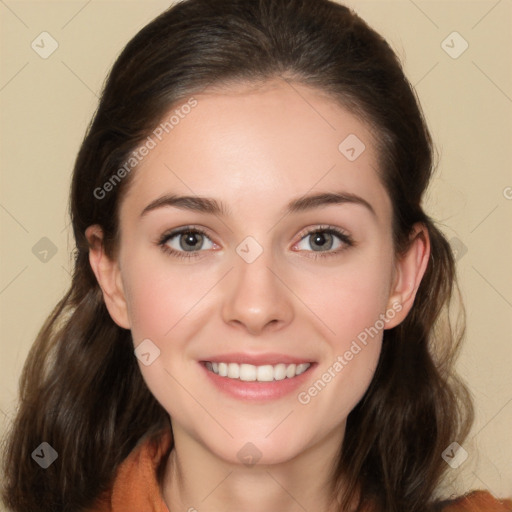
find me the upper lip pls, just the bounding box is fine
[201,353,314,366]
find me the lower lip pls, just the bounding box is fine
[199,362,316,401]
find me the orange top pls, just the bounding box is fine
[90,430,512,512]
[437,493,512,512]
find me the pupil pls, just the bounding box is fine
[181,232,202,251]
[312,232,332,250]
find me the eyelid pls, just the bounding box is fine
[294,224,351,241]
[158,225,216,245]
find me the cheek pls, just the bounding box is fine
[122,256,216,343]
[298,253,394,346]
[293,252,392,410]
[121,260,213,412]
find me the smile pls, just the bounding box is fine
[205,361,311,382]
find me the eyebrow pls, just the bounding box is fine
[140,191,376,219]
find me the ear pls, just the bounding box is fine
[85,225,131,329]
[384,223,430,329]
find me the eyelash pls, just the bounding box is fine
[157,225,354,261]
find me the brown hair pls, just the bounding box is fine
[2,1,473,511]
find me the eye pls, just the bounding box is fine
[294,226,354,258]
[158,227,216,259]
[157,225,354,261]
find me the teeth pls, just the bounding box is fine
[205,361,311,381]
[218,362,228,377]
[227,363,240,379]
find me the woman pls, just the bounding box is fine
[2,0,511,511]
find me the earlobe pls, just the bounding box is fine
[85,225,131,329]
[385,223,430,329]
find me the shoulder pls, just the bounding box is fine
[435,490,512,512]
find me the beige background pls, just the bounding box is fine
[1,0,511,508]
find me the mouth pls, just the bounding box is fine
[199,358,316,401]
[204,361,311,382]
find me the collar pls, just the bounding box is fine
[93,429,172,512]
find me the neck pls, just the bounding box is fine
[161,423,347,512]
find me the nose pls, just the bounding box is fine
[221,250,294,336]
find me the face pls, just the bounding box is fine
[94,78,411,466]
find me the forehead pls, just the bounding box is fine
[120,79,392,224]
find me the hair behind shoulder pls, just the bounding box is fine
[2,1,473,511]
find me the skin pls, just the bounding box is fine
[87,78,430,512]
